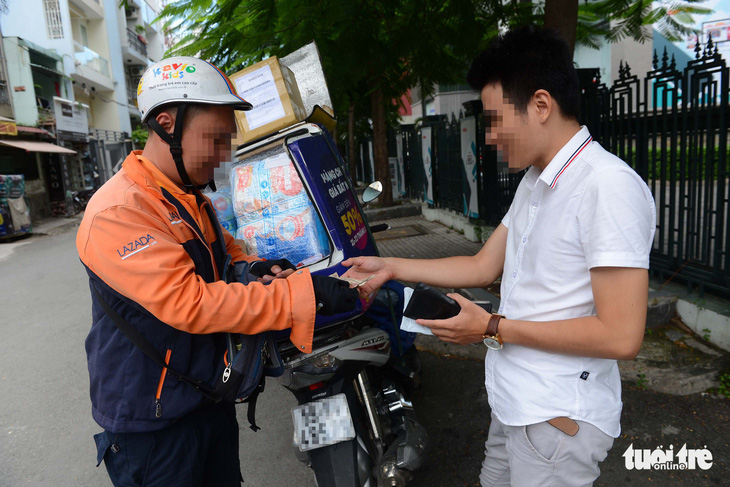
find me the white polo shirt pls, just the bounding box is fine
[486,126,656,438]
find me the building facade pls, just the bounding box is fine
[0,0,164,219]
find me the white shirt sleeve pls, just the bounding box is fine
[577,167,656,269]
[501,211,511,229]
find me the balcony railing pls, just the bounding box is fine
[73,42,110,78]
[38,106,55,124]
[126,28,148,58]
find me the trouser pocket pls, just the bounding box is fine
[523,421,563,463]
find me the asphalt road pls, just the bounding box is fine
[1,223,729,486]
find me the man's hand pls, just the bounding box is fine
[341,256,391,297]
[250,259,297,283]
[417,293,491,345]
[311,275,360,315]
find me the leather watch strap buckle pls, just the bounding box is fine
[547,417,579,437]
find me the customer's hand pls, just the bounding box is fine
[341,256,391,298]
[250,259,297,283]
[418,293,491,345]
[311,275,359,315]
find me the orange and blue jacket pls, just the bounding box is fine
[77,151,316,433]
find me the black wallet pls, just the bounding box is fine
[403,282,461,320]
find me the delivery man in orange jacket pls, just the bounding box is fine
[77,56,359,486]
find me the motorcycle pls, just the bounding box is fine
[70,188,96,214]
[233,117,428,486]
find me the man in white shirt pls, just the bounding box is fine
[343,26,656,486]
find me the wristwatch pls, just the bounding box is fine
[482,314,505,350]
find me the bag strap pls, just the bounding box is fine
[91,284,222,403]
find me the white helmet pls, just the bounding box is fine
[137,56,251,192]
[137,56,252,122]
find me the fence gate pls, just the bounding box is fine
[585,39,730,297]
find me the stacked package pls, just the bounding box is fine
[231,151,329,267]
[230,56,307,143]
[207,187,237,234]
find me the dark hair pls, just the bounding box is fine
[466,26,580,121]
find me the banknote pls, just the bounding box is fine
[336,275,374,287]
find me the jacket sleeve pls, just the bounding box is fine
[222,225,254,264]
[77,205,316,352]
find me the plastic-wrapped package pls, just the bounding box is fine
[206,187,237,234]
[231,150,330,266]
[231,155,309,223]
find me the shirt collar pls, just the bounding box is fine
[135,153,188,196]
[537,126,593,190]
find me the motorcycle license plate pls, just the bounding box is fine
[292,394,355,451]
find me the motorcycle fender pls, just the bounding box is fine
[308,438,372,487]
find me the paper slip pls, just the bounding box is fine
[334,275,374,288]
[399,286,433,336]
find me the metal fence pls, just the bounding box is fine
[377,37,729,297]
[592,39,729,297]
[394,111,524,225]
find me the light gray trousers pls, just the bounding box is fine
[479,412,615,487]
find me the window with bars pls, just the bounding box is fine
[43,0,64,39]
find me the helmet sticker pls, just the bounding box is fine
[152,63,197,81]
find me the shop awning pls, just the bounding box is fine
[0,140,76,154]
[17,126,53,136]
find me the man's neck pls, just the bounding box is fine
[532,121,582,171]
[142,142,184,187]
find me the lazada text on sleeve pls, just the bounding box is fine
[623,444,713,470]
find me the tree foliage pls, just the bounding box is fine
[577,0,712,49]
[160,0,487,120]
[157,0,711,202]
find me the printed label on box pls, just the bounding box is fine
[234,64,287,130]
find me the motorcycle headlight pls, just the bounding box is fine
[310,353,340,369]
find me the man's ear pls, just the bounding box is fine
[532,89,552,124]
[153,110,176,134]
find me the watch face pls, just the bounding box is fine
[483,337,502,351]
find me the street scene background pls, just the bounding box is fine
[2,0,730,486]
[1,216,728,486]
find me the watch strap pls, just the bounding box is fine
[484,313,504,338]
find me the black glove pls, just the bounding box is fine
[249,259,297,278]
[311,275,359,315]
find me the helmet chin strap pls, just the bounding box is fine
[147,103,216,192]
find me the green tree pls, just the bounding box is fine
[159,0,487,206]
[158,0,709,206]
[546,0,711,52]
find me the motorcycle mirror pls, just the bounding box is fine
[362,181,383,204]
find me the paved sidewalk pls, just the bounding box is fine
[370,214,730,485]
[0,214,83,263]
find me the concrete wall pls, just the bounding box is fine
[146,29,164,61]
[3,38,36,126]
[574,36,612,82]
[433,90,478,119]
[1,0,76,80]
[26,154,52,221]
[573,29,654,86]
[103,0,132,134]
[610,32,653,86]
[410,85,479,122]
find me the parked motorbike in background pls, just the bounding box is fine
[232,120,428,486]
[70,188,95,214]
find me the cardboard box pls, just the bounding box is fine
[230,56,307,143]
